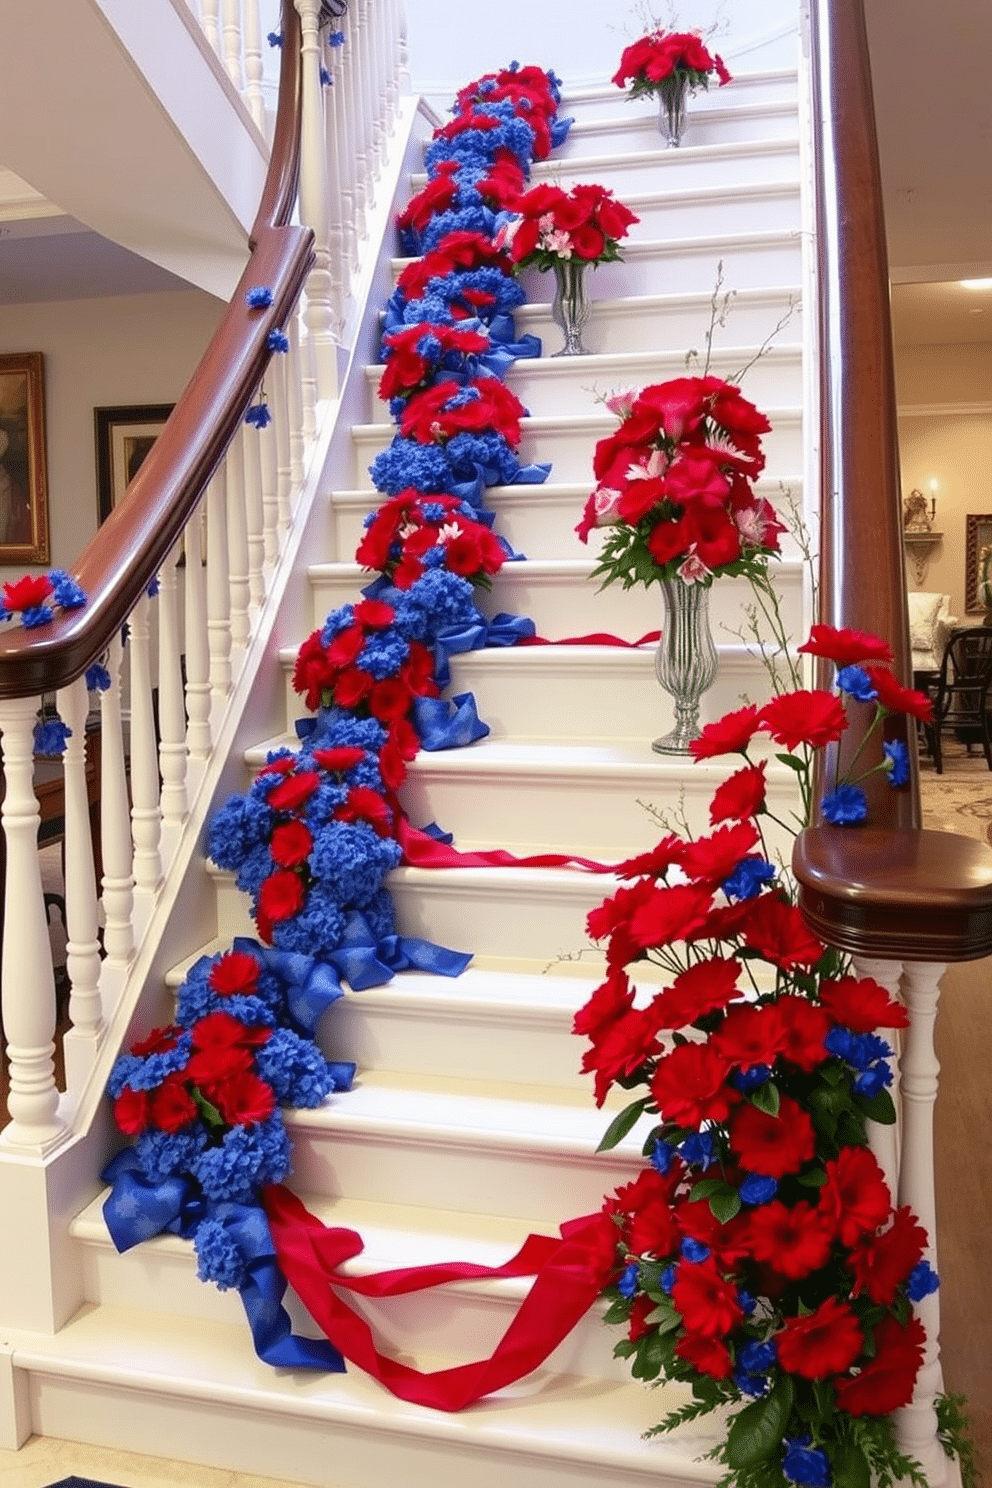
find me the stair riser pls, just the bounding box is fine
[515,289,802,356]
[399,758,799,860]
[351,410,803,487]
[365,347,802,425]
[286,1119,642,1223]
[561,105,799,153]
[310,561,805,643]
[623,185,801,241]
[560,74,799,122]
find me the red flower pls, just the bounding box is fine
[208,950,261,997]
[572,967,634,1039]
[649,1042,738,1127]
[742,893,824,970]
[711,1002,786,1069]
[652,956,742,1029]
[798,624,894,666]
[759,689,849,750]
[818,974,909,1032]
[628,883,713,951]
[689,704,761,759]
[672,1255,743,1339]
[614,834,684,880]
[2,573,53,611]
[190,1011,271,1052]
[776,1295,864,1379]
[213,1071,277,1127]
[628,1197,680,1259]
[354,598,396,628]
[149,1072,199,1133]
[627,1293,655,1342]
[847,1205,928,1304]
[113,1087,151,1135]
[582,1003,664,1108]
[270,819,314,868]
[708,761,767,824]
[864,667,934,723]
[774,995,832,1071]
[267,770,320,813]
[257,869,305,925]
[130,1025,181,1057]
[312,746,367,774]
[368,677,413,723]
[586,877,655,942]
[336,786,394,838]
[326,622,365,668]
[680,821,761,887]
[292,631,337,711]
[729,1094,816,1177]
[334,668,374,709]
[744,1201,834,1279]
[821,1146,892,1247]
[833,1315,926,1415]
[674,1332,734,1379]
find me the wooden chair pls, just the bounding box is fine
[922,627,992,774]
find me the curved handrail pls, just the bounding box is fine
[793,0,992,959]
[0,0,314,701]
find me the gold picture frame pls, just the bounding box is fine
[0,352,50,562]
[94,402,174,523]
[965,513,992,613]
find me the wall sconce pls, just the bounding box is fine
[902,486,943,587]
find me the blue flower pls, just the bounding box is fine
[327,29,345,46]
[245,401,272,428]
[191,1113,291,1204]
[617,1262,639,1299]
[836,664,877,701]
[320,65,331,86]
[731,1064,772,1093]
[650,1137,676,1175]
[22,603,54,628]
[854,1062,893,1098]
[254,1026,349,1107]
[678,1130,715,1169]
[193,1216,249,1291]
[782,1437,831,1487]
[680,1237,709,1263]
[722,856,776,901]
[34,716,71,756]
[659,1265,676,1294]
[49,569,87,608]
[146,576,160,598]
[739,1340,777,1375]
[86,661,112,692]
[267,30,282,46]
[739,1172,778,1206]
[820,783,868,825]
[246,286,274,309]
[905,1259,940,1301]
[267,327,290,353]
[883,738,910,786]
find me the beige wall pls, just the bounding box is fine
[895,341,992,620]
[0,288,224,578]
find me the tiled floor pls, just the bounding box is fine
[0,1437,309,1488]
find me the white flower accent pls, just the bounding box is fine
[735,506,767,546]
[605,390,636,420]
[436,521,463,544]
[677,548,712,585]
[627,449,667,481]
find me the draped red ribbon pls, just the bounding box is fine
[396,812,617,873]
[262,1184,619,1410]
[518,629,661,648]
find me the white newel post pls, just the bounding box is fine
[893,959,955,1488]
[0,697,63,1148]
[57,676,103,1092]
[295,0,340,404]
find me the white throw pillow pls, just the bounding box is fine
[907,591,945,653]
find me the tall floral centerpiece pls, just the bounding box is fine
[497,182,638,355]
[573,627,959,1488]
[577,375,782,752]
[613,27,732,146]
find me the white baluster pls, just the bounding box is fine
[272,349,293,534]
[893,959,951,1488]
[360,0,383,187]
[260,386,280,564]
[241,422,266,606]
[322,35,347,331]
[57,676,103,1092]
[157,545,189,861]
[198,0,221,55]
[295,0,340,402]
[0,697,63,1148]
[383,0,400,130]
[184,510,212,783]
[206,468,233,709]
[331,18,359,276]
[367,0,387,181]
[243,0,266,129]
[127,592,163,922]
[398,0,410,95]
[851,953,902,1202]
[226,437,251,652]
[98,634,135,994]
[287,314,306,492]
[221,0,245,91]
[343,5,368,247]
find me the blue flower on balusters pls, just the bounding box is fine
[820,782,868,825]
[245,401,272,429]
[34,715,72,756]
[320,66,331,86]
[86,661,112,692]
[246,286,274,309]
[267,30,282,47]
[883,738,910,786]
[327,30,345,47]
[267,328,290,353]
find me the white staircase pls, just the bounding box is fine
[4,63,811,1488]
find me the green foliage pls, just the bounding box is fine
[595,1095,652,1152]
[726,1377,794,1469]
[936,1391,980,1488]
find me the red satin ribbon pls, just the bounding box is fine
[518,630,661,647]
[262,1184,618,1410]
[396,812,617,873]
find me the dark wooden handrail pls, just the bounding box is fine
[0,0,314,701]
[793,0,992,959]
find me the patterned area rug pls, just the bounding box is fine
[918,737,992,844]
[45,1479,127,1487]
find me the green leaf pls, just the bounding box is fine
[596,1097,650,1153]
[797,1166,828,1187]
[613,1338,636,1360]
[688,1178,726,1201]
[812,1378,835,1419]
[857,1087,897,1125]
[776,752,807,773]
[602,1297,630,1325]
[646,1303,683,1336]
[725,1376,795,1469]
[709,1187,742,1224]
[833,1443,872,1488]
[749,1081,781,1117]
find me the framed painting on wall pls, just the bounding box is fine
[94,403,174,523]
[0,352,50,563]
[965,512,992,613]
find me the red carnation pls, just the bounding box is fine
[628,883,713,950]
[743,892,824,970]
[759,689,848,751]
[582,1003,664,1108]
[208,950,261,996]
[674,1333,734,1380]
[2,573,54,611]
[689,704,761,760]
[672,1255,743,1339]
[652,956,742,1029]
[149,1072,199,1133]
[798,624,894,666]
[354,597,396,628]
[334,668,374,709]
[190,1011,271,1052]
[130,1025,181,1057]
[586,877,655,943]
[818,974,909,1032]
[821,1146,892,1247]
[270,819,314,868]
[326,622,365,668]
[729,1094,816,1177]
[257,869,305,925]
[774,995,832,1071]
[336,786,394,838]
[680,821,761,887]
[745,1200,834,1280]
[627,1293,655,1342]
[711,1002,786,1069]
[213,1070,277,1127]
[572,967,634,1039]
[312,746,366,774]
[614,834,685,880]
[848,1205,928,1304]
[650,1042,738,1127]
[833,1315,926,1415]
[113,1087,151,1135]
[267,770,320,813]
[708,761,768,824]
[628,1197,680,1259]
[864,667,934,722]
[368,677,412,723]
[776,1295,864,1379]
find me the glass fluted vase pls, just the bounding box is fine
[652,576,718,754]
[550,258,591,356]
[656,71,690,148]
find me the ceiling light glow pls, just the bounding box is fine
[960,278,992,290]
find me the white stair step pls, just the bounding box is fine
[559,69,799,122]
[7,1305,721,1488]
[328,474,803,561]
[351,406,803,487]
[558,98,799,154]
[308,555,806,642]
[365,343,802,423]
[391,228,804,302]
[514,285,802,355]
[621,180,801,239]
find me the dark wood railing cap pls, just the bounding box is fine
[793,826,992,962]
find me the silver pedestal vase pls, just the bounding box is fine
[656,72,690,148]
[652,576,718,754]
[550,258,591,356]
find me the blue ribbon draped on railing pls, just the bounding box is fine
[431,611,537,687]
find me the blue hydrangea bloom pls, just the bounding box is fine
[191,1114,291,1204]
[194,1216,249,1291]
[820,783,868,825]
